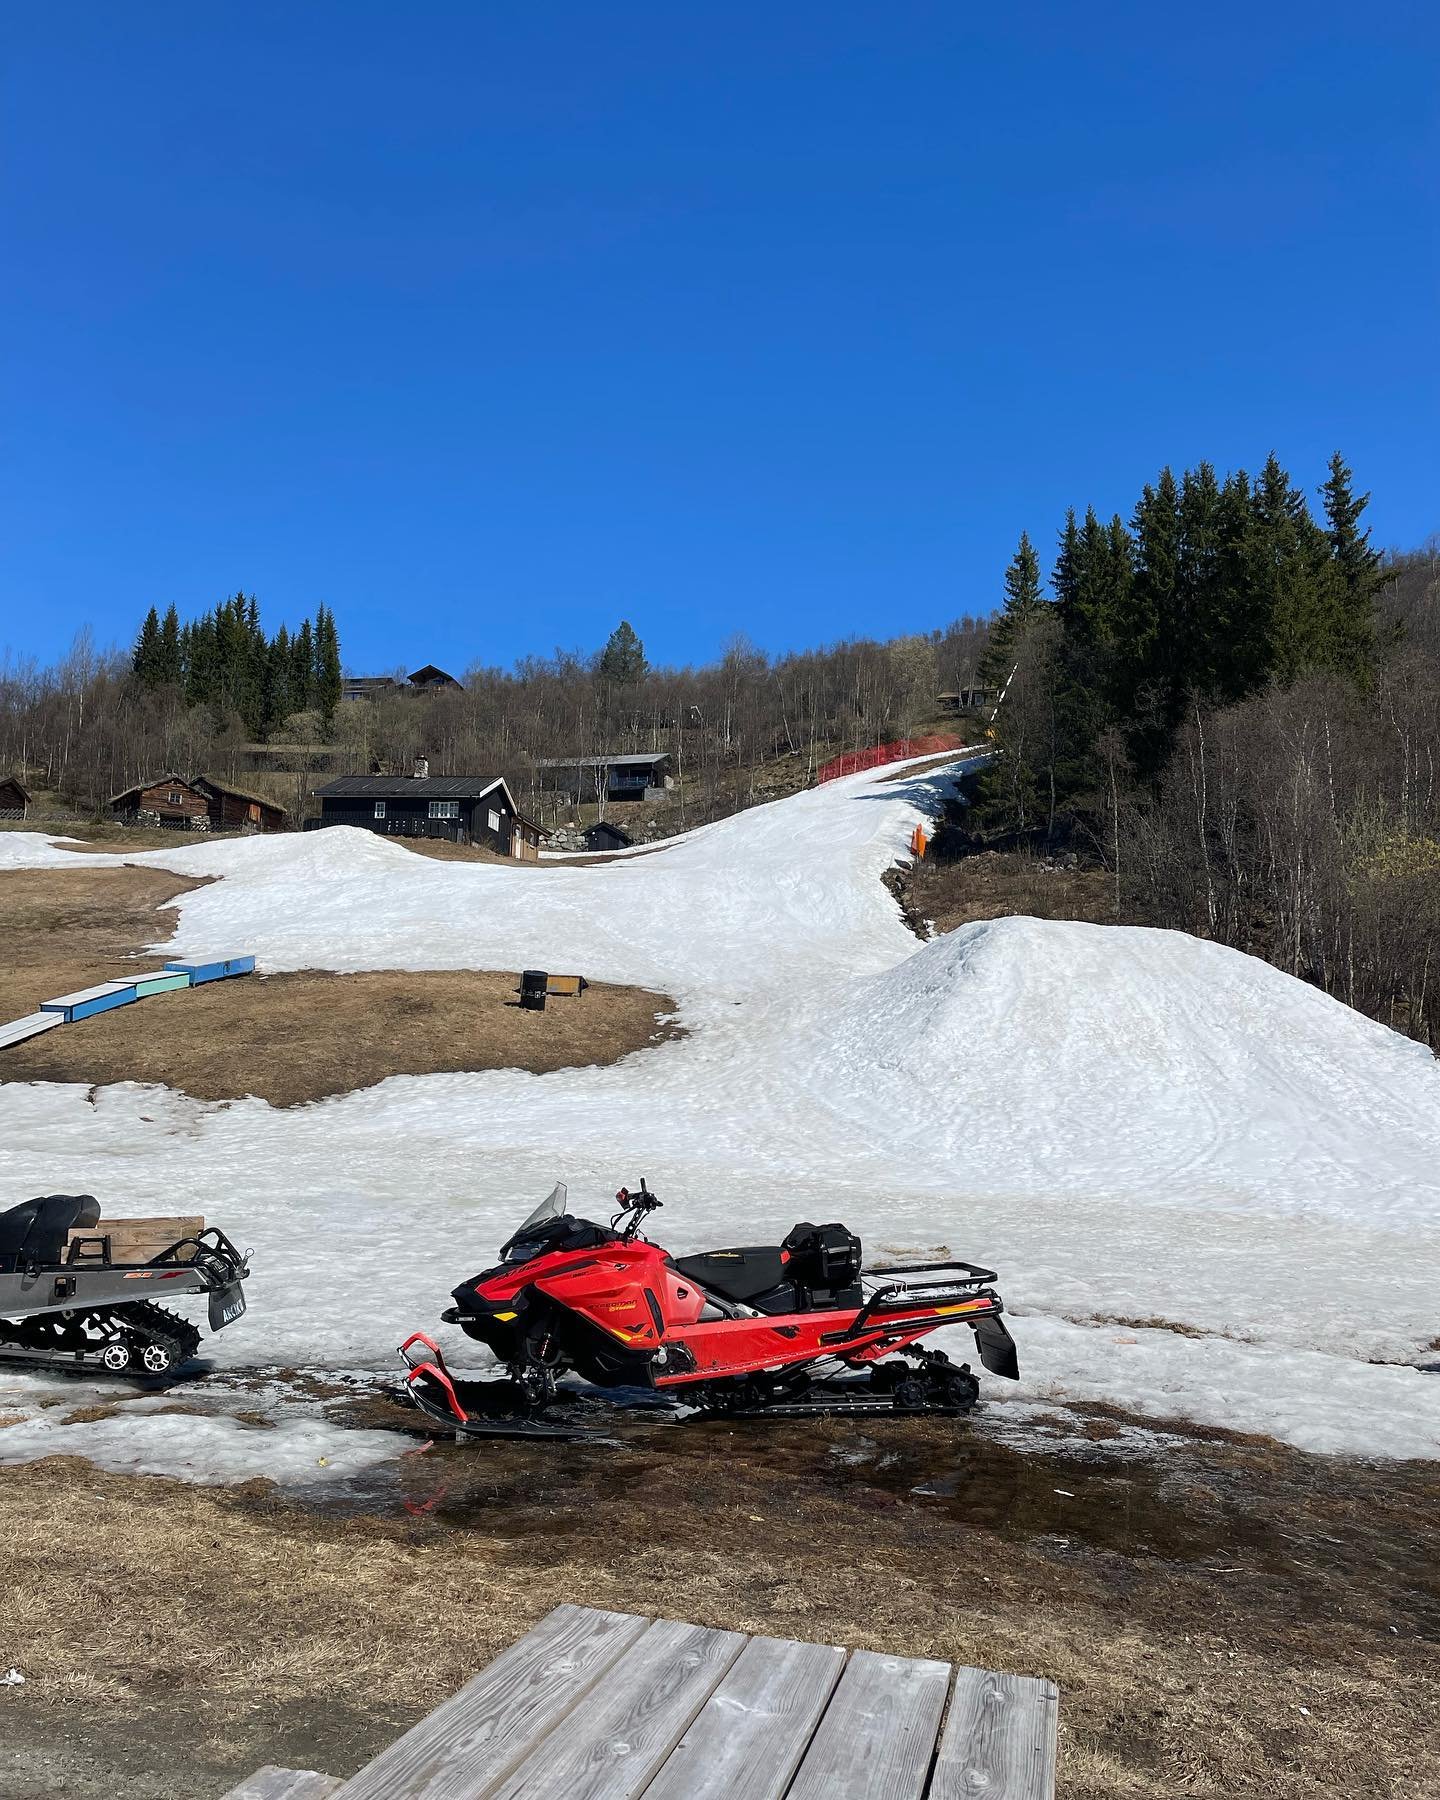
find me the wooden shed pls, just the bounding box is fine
[193,775,289,834]
[0,774,31,820]
[109,774,212,830]
[314,774,544,858]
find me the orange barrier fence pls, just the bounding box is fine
[815,734,965,785]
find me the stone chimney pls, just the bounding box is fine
[413,754,430,779]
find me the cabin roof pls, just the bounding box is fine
[318,774,512,803]
[108,772,197,805]
[1,774,31,802]
[193,774,290,815]
[408,664,462,687]
[533,752,671,770]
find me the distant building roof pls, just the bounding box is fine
[194,775,290,816]
[533,752,672,770]
[1,774,31,802]
[108,772,197,806]
[318,775,509,801]
[408,664,463,688]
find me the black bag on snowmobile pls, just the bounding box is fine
[782,1221,863,1305]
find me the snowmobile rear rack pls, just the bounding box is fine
[0,1196,250,1377]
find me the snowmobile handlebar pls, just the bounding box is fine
[613,1182,663,1240]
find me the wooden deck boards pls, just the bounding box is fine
[228,1607,1058,1800]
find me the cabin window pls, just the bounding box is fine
[167,790,182,806]
[374,801,386,819]
[488,809,501,831]
[428,800,460,819]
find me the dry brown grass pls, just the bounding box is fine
[888,848,1117,938]
[0,865,208,1021]
[0,865,679,1104]
[4,968,679,1104]
[0,1411,1435,1798]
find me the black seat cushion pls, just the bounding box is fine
[673,1246,786,1304]
[0,1195,100,1270]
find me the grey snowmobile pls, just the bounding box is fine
[0,1194,250,1377]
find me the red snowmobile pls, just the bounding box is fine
[401,1181,1018,1437]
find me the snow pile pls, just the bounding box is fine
[2,753,1439,1469]
[812,916,1440,1224]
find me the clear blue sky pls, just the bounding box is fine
[3,2,1436,676]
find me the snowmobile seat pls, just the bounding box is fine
[672,1246,787,1305]
[0,1195,101,1272]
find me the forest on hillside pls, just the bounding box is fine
[0,608,992,829]
[971,454,1440,1047]
[2,451,1436,1046]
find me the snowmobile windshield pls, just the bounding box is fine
[499,1184,570,1262]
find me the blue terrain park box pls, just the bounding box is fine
[40,981,140,1024]
[163,955,256,986]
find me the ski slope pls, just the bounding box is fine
[1,753,1438,1481]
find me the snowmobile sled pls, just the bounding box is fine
[0,1194,250,1377]
[401,1181,1018,1438]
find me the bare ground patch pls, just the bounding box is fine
[887,848,1117,938]
[0,865,211,1021]
[3,969,680,1105]
[0,1409,1435,1799]
[0,865,679,1104]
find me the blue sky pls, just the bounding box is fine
[2,2,1436,675]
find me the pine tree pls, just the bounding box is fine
[1320,451,1380,674]
[132,608,162,685]
[598,620,647,684]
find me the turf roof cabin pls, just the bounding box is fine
[109,773,213,830]
[314,774,544,858]
[109,773,288,833]
[0,774,31,820]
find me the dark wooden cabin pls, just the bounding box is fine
[582,821,632,853]
[0,775,31,820]
[193,775,289,834]
[109,773,212,830]
[313,775,544,858]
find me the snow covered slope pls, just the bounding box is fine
[2,754,1439,1476]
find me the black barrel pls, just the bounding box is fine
[519,969,548,1012]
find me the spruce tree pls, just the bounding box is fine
[315,605,342,725]
[980,532,1045,689]
[1320,451,1380,674]
[598,620,647,683]
[158,606,182,686]
[132,608,162,685]
[291,619,316,712]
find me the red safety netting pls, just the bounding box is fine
[815,734,965,785]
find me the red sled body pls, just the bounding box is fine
[402,1183,1019,1436]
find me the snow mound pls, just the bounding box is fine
[811,917,1440,1225]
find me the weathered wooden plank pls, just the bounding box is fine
[219,1768,341,1799]
[643,1634,846,1800]
[785,1648,951,1800]
[928,1666,1059,1800]
[488,1616,746,1800]
[331,1604,650,1800]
